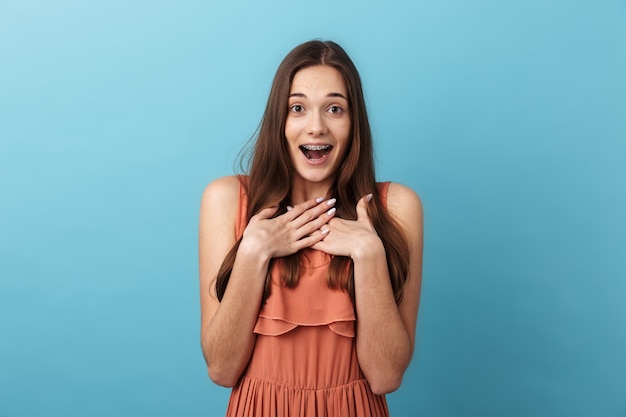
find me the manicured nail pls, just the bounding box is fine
[321,228,330,235]
[326,198,336,206]
[287,206,293,211]
[315,197,325,203]
[365,194,373,203]
[326,207,336,216]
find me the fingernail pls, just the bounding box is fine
[321,228,330,235]
[315,197,325,203]
[287,206,293,211]
[326,207,336,216]
[365,194,373,203]
[326,198,336,206]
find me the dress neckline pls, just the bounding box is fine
[299,248,332,269]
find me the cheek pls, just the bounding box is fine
[337,122,352,147]
[284,119,299,144]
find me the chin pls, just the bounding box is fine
[293,168,336,185]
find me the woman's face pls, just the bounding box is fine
[285,65,351,189]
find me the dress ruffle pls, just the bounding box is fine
[253,253,356,338]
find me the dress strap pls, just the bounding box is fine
[377,181,390,208]
[235,175,249,240]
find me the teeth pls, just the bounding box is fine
[301,144,331,151]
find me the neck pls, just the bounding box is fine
[289,177,334,205]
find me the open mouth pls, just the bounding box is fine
[299,144,333,160]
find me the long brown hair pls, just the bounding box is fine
[215,40,409,304]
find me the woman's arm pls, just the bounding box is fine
[199,176,268,387]
[312,183,423,394]
[354,183,423,394]
[199,176,337,387]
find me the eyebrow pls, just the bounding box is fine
[289,92,348,100]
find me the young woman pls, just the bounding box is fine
[199,40,423,417]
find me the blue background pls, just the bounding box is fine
[1,0,625,416]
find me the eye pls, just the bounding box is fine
[328,105,343,114]
[290,104,304,113]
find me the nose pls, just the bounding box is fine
[307,110,327,136]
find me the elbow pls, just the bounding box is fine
[368,374,403,395]
[207,364,240,388]
[201,337,243,388]
[361,355,410,395]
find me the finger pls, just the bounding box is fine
[356,194,373,222]
[310,230,330,252]
[293,228,329,251]
[282,197,324,222]
[293,212,334,241]
[290,197,336,229]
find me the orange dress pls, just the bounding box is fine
[225,181,390,417]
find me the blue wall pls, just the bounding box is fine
[1,1,624,416]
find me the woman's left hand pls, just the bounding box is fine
[311,194,382,259]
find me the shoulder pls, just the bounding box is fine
[384,182,423,244]
[199,175,243,224]
[385,182,422,216]
[202,175,242,201]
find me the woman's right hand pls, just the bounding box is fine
[241,197,337,259]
